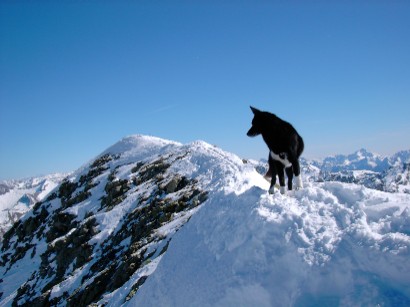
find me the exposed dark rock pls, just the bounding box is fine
[136,158,170,184]
[58,179,78,204]
[46,212,77,243]
[100,177,130,210]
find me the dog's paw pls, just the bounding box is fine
[295,176,303,189]
[269,186,287,195]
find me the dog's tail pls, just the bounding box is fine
[264,168,272,180]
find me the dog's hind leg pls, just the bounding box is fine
[269,178,277,194]
[295,174,303,189]
[293,159,303,189]
[288,153,303,189]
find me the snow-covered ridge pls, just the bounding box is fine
[0,135,264,306]
[1,135,409,306]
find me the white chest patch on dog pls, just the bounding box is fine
[270,151,292,168]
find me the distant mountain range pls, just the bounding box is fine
[312,148,410,172]
[308,149,410,193]
[251,148,410,194]
[0,174,69,239]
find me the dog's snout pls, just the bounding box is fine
[247,127,258,137]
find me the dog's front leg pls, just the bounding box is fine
[269,177,277,194]
[286,166,293,190]
[268,158,277,194]
[277,165,286,194]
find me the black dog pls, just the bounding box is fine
[247,106,304,194]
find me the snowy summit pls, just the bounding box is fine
[1,135,410,306]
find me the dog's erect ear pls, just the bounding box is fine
[250,106,261,115]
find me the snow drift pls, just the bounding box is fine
[1,135,410,306]
[132,184,410,306]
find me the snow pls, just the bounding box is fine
[155,206,202,238]
[128,149,410,306]
[102,134,181,165]
[1,135,409,306]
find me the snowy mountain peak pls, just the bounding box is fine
[0,136,265,306]
[348,148,379,162]
[390,150,410,165]
[101,134,181,157]
[1,136,410,306]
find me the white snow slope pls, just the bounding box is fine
[128,139,410,306]
[132,183,410,306]
[1,135,410,306]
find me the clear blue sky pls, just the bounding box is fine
[1,1,409,179]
